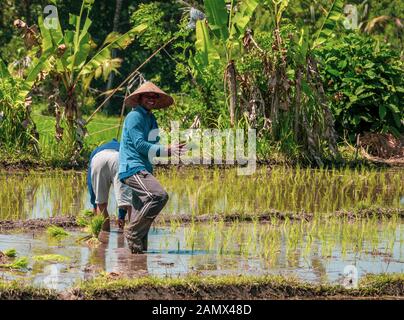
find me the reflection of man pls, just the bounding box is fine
[85,231,148,279]
[118,82,186,254]
[87,139,132,232]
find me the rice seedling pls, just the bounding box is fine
[46,225,69,238]
[89,215,105,238]
[2,167,402,221]
[76,209,95,227]
[0,257,29,270]
[32,254,70,263]
[4,249,17,258]
[76,214,106,246]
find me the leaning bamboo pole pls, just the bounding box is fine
[85,36,177,125]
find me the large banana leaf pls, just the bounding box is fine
[17,53,54,100]
[230,0,259,39]
[276,0,289,25]
[204,0,229,42]
[68,7,93,78]
[194,20,220,67]
[312,0,344,49]
[38,15,64,55]
[66,30,91,71]
[79,24,147,80]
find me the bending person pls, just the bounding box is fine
[87,139,132,232]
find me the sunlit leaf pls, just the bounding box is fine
[204,0,229,41]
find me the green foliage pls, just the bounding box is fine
[76,209,95,227]
[4,249,17,258]
[89,215,105,238]
[0,257,29,270]
[33,254,70,263]
[0,53,52,154]
[204,0,229,41]
[36,0,147,158]
[312,0,344,49]
[46,225,69,238]
[1,0,403,166]
[315,32,404,139]
[130,2,175,50]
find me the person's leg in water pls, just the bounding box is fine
[117,206,132,232]
[96,203,110,232]
[124,170,168,254]
[114,172,133,232]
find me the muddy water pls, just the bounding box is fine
[1,221,403,291]
[0,168,403,220]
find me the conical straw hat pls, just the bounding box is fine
[124,81,174,108]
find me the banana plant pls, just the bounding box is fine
[312,0,344,49]
[37,0,146,159]
[190,0,259,127]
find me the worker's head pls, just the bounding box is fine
[124,81,174,109]
[139,92,160,110]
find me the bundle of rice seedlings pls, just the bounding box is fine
[4,249,17,258]
[0,257,29,270]
[76,209,95,227]
[33,254,70,263]
[77,215,105,246]
[89,215,105,238]
[46,225,69,238]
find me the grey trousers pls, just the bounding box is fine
[123,170,168,251]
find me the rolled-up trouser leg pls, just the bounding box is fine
[123,170,168,251]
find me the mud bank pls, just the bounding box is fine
[158,208,404,224]
[0,216,79,231]
[1,208,403,231]
[0,156,399,172]
[69,274,404,300]
[1,274,403,300]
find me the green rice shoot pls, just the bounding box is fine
[46,225,69,238]
[4,249,17,258]
[0,257,29,270]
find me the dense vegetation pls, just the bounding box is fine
[0,0,403,167]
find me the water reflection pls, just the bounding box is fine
[0,221,403,291]
[0,167,403,221]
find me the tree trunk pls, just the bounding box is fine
[226,60,237,127]
[105,0,123,111]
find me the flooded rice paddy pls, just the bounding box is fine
[0,219,403,291]
[0,167,403,220]
[0,167,403,291]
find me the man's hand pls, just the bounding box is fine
[166,142,187,156]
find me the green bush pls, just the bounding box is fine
[315,32,403,140]
[0,74,39,154]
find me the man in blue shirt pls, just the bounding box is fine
[119,82,186,254]
[87,139,132,232]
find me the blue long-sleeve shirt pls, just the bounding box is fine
[118,105,163,181]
